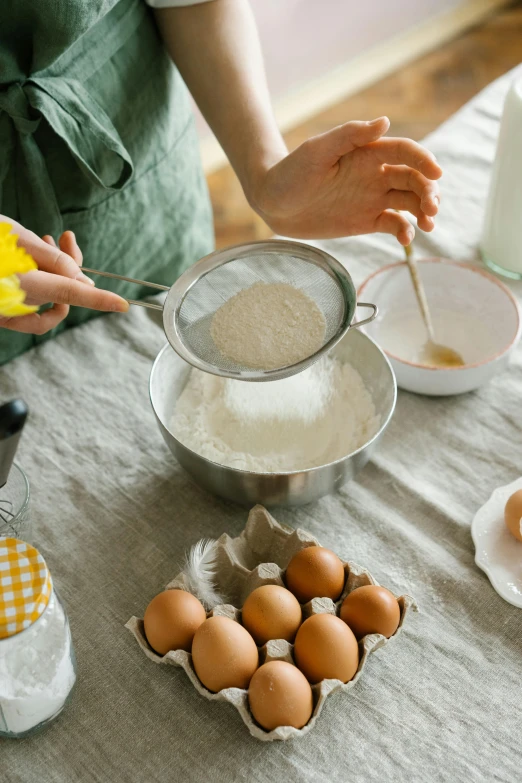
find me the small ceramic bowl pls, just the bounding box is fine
[357,259,521,396]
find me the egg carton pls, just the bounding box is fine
[126,505,416,741]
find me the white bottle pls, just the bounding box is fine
[481,75,522,278]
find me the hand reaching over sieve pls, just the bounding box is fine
[249,117,442,246]
[0,219,129,335]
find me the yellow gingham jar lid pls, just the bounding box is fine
[0,538,53,640]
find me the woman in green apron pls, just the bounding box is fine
[0,0,442,365]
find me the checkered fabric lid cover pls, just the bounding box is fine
[0,538,52,639]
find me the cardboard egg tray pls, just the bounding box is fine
[126,505,415,741]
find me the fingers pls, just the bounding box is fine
[43,231,89,277]
[4,231,127,334]
[59,231,84,267]
[0,304,70,335]
[369,138,442,180]
[374,210,415,246]
[385,191,435,232]
[311,117,390,163]
[384,165,440,216]
[19,270,129,312]
[15,227,92,284]
[1,223,127,333]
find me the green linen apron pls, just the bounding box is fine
[0,0,214,365]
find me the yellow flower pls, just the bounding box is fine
[0,276,38,316]
[0,223,38,317]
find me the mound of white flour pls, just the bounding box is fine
[171,356,380,472]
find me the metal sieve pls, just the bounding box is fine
[83,239,377,381]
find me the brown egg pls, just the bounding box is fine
[505,489,522,543]
[285,546,345,603]
[248,661,313,731]
[143,589,206,656]
[293,613,359,684]
[340,585,400,640]
[242,585,302,646]
[192,616,259,692]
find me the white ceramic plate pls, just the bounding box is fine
[358,259,521,396]
[471,477,522,608]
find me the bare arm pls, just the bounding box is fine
[157,0,442,244]
[154,0,287,200]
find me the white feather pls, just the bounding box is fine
[182,538,223,609]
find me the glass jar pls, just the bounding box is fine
[0,539,76,738]
[0,463,30,541]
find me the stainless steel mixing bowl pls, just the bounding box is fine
[149,329,396,506]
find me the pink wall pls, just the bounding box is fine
[195,0,463,136]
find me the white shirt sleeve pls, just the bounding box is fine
[145,0,216,7]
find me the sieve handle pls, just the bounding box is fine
[81,267,169,311]
[351,302,378,328]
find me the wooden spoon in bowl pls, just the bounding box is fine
[402,243,465,368]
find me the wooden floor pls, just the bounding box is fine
[207,0,522,248]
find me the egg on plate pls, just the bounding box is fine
[504,489,522,542]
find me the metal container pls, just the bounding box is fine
[149,329,396,507]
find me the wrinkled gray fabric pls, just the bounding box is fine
[1,68,521,783]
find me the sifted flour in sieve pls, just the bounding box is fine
[210,282,326,370]
[170,356,380,472]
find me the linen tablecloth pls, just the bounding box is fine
[2,67,521,783]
